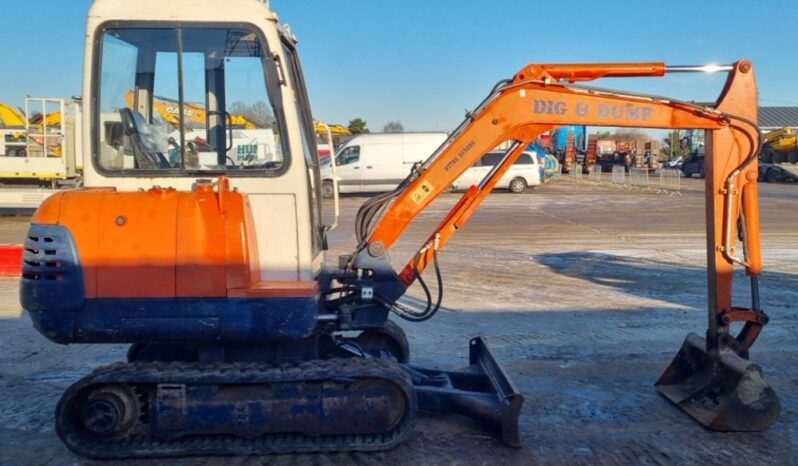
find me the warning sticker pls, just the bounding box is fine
[410,181,434,205]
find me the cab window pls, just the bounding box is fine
[95,26,286,174]
[479,152,504,167]
[336,146,360,165]
[515,153,535,165]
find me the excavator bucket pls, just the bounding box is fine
[655,333,780,431]
[407,337,524,447]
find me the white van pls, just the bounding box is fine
[321,132,447,197]
[451,150,541,193]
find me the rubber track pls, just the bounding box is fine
[55,358,418,459]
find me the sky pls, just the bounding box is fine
[1,0,796,132]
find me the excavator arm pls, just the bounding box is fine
[334,60,779,435]
[365,61,760,276]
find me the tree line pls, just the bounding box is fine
[347,118,404,134]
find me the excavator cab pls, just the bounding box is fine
[23,0,522,458]
[26,2,337,351]
[79,4,327,285]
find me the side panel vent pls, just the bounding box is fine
[20,224,85,312]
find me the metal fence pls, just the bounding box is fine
[611,165,626,184]
[570,164,583,181]
[587,164,601,182]
[629,168,650,190]
[658,169,682,195]
[559,163,681,196]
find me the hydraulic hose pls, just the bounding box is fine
[390,249,443,322]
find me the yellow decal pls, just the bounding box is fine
[410,180,434,205]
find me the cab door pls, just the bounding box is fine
[471,152,502,186]
[334,145,364,193]
[453,152,488,190]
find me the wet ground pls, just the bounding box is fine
[0,177,797,465]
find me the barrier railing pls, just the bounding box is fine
[658,169,682,195]
[586,164,601,182]
[570,164,583,181]
[629,168,651,190]
[557,162,678,196]
[611,165,626,185]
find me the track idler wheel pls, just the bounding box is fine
[75,385,140,438]
[356,320,410,363]
[655,333,780,431]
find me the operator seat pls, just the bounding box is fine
[118,108,173,170]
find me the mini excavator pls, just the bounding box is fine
[21,0,779,458]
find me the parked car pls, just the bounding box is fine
[320,132,447,197]
[664,156,684,168]
[451,150,541,193]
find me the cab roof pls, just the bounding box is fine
[88,0,278,24]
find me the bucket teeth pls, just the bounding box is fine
[655,333,780,432]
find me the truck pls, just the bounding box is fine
[679,129,706,178]
[550,125,586,173]
[594,139,658,173]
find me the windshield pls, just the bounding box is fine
[95,26,286,174]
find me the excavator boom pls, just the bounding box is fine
[342,59,778,433]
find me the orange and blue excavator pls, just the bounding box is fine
[21,0,779,459]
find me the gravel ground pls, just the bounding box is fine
[0,177,796,465]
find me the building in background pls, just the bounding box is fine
[759,107,798,133]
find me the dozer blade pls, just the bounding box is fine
[406,337,524,447]
[655,333,780,432]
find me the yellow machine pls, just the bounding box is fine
[125,91,257,129]
[760,127,798,182]
[314,122,351,136]
[762,127,797,160]
[0,102,27,128]
[28,110,65,129]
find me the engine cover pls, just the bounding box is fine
[22,182,320,345]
